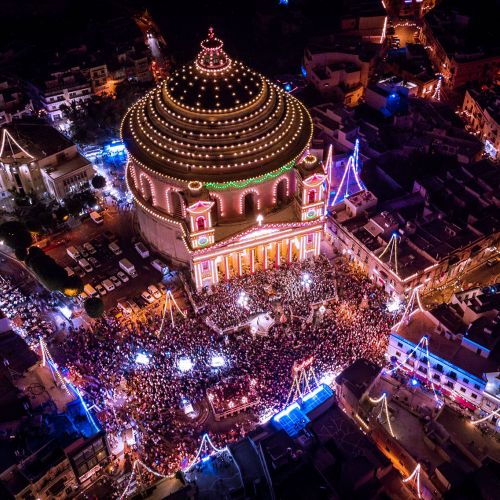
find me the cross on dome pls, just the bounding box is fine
[195,27,231,72]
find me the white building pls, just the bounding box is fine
[28,71,92,125]
[461,89,500,161]
[386,309,500,432]
[0,122,94,202]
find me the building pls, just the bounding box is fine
[327,186,499,297]
[335,358,381,418]
[461,88,500,161]
[0,78,33,126]
[303,35,381,105]
[0,122,94,201]
[339,0,387,43]
[386,305,500,431]
[27,70,92,125]
[420,3,500,90]
[122,29,324,290]
[0,316,110,499]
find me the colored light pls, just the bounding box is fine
[386,297,401,313]
[411,378,418,386]
[210,355,225,368]
[135,352,150,365]
[59,305,72,319]
[178,357,193,372]
[284,83,292,92]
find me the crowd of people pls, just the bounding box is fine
[57,255,392,477]
[0,273,58,347]
[0,254,393,484]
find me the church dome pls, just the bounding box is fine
[121,28,312,182]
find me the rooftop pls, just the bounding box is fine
[335,358,381,399]
[122,29,312,182]
[394,310,500,380]
[42,154,91,179]
[0,121,73,163]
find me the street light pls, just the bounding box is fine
[237,291,249,310]
[301,273,312,291]
[256,214,264,226]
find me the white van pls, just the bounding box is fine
[151,259,169,275]
[90,211,104,224]
[64,266,75,277]
[108,242,122,255]
[102,279,115,292]
[119,258,137,277]
[84,283,98,298]
[66,246,80,261]
[78,258,93,273]
[134,241,150,259]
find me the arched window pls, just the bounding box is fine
[171,191,184,219]
[276,178,288,205]
[243,192,256,216]
[140,175,154,203]
[308,189,316,204]
[196,216,205,231]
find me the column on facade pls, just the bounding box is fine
[287,238,293,264]
[237,252,243,277]
[250,248,255,273]
[263,244,268,270]
[314,231,321,256]
[194,262,202,289]
[275,242,281,268]
[210,258,218,285]
[224,255,231,280]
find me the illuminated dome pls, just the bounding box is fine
[121,28,312,182]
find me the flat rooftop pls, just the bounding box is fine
[394,310,500,380]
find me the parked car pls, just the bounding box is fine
[129,299,141,314]
[64,266,75,277]
[74,266,85,278]
[487,257,499,267]
[134,241,150,259]
[90,211,104,224]
[151,259,169,274]
[110,275,121,287]
[133,295,147,308]
[109,242,122,256]
[117,271,130,283]
[83,242,97,255]
[84,284,98,298]
[89,256,101,268]
[141,291,155,304]
[117,301,132,315]
[76,245,88,258]
[147,285,162,300]
[95,284,106,296]
[102,279,115,292]
[78,258,93,273]
[66,246,80,261]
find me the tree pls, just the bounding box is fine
[84,297,104,318]
[0,221,33,251]
[91,175,106,190]
[54,206,69,223]
[15,247,28,261]
[64,197,84,217]
[63,275,84,297]
[26,246,68,291]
